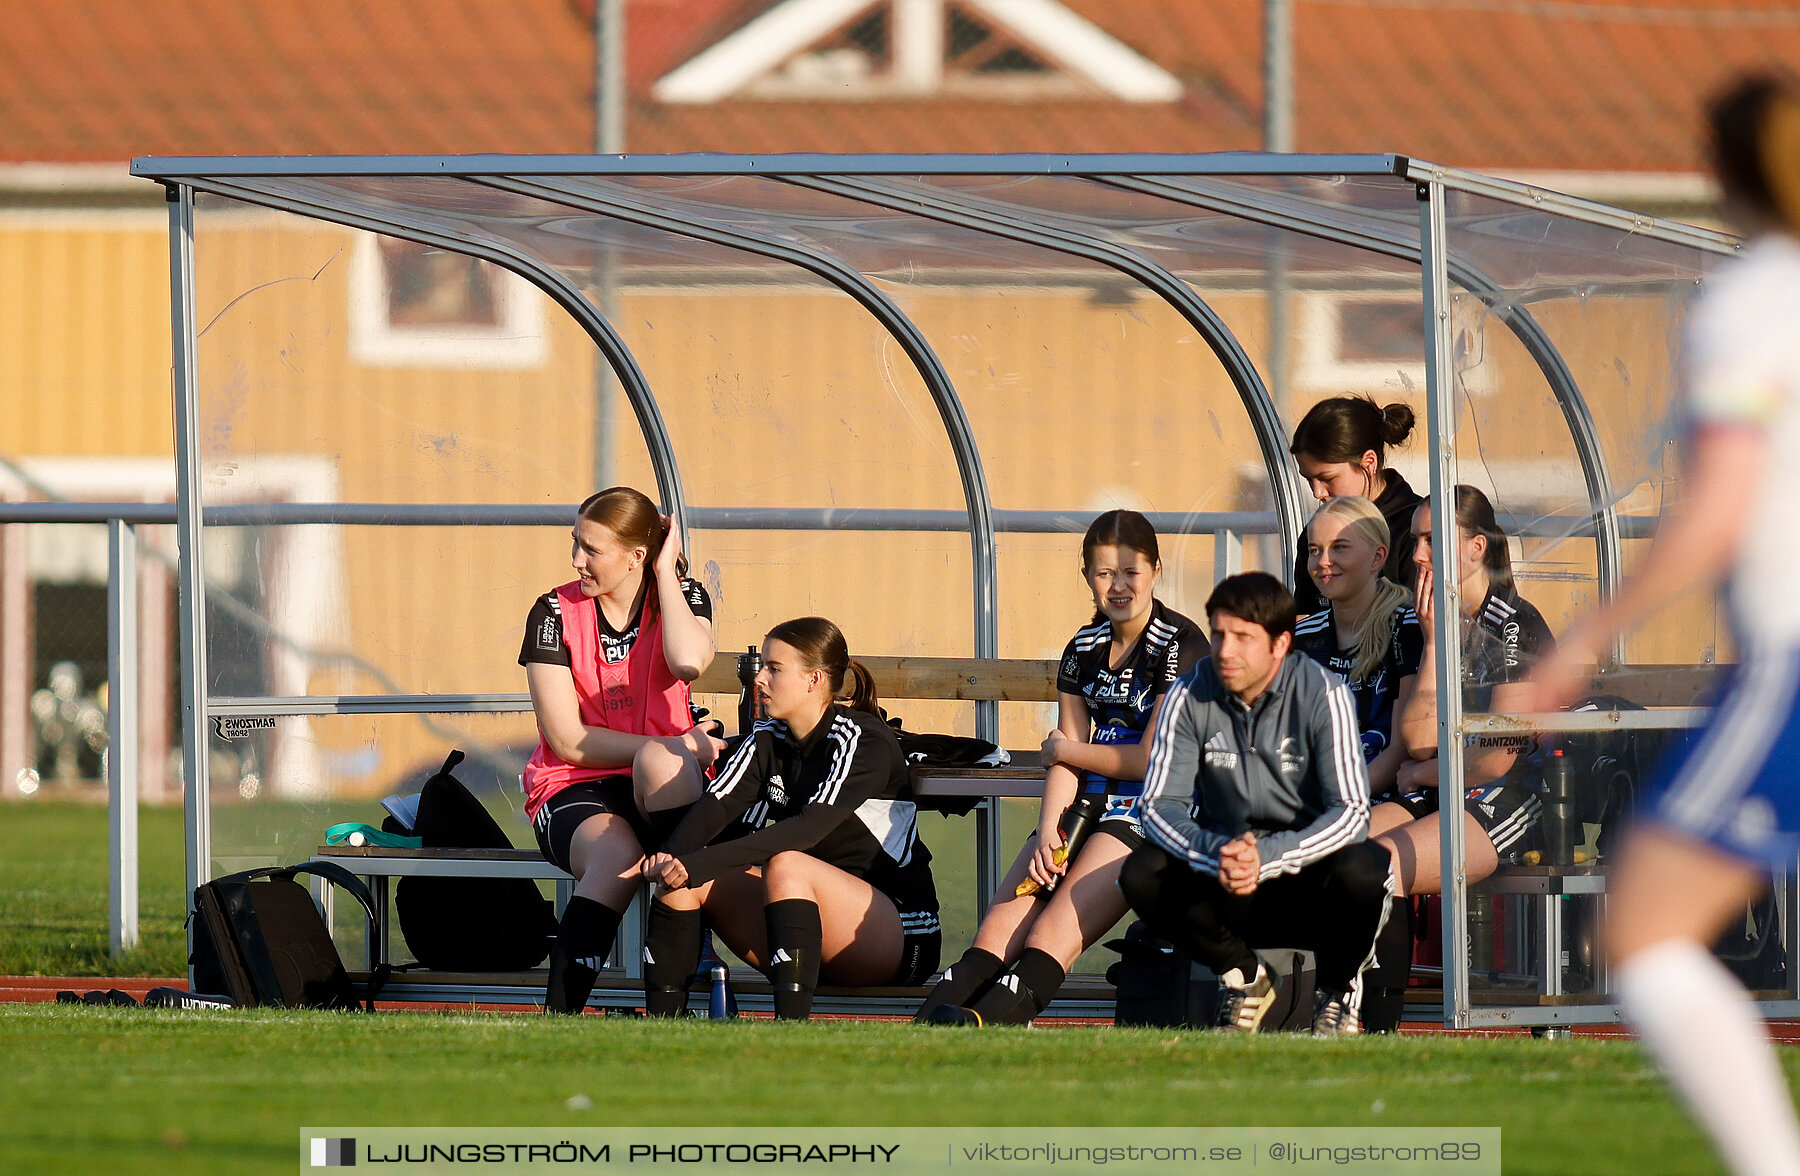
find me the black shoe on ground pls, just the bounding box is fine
[924,1005,983,1027]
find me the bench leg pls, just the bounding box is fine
[975,799,1004,921]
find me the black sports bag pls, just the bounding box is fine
[1106,921,1316,1031]
[391,750,558,971]
[190,859,387,1011]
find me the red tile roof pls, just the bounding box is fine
[3,0,1798,172]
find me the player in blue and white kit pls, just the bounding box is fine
[1377,487,1555,896]
[1531,76,1800,1176]
[1292,495,1423,1030]
[916,510,1204,1026]
[1292,496,1423,799]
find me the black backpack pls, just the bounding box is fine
[190,859,386,1010]
[390,750,558,971]
[1105,921,1315,1031]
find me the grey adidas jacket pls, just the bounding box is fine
[1139,652,1371,879]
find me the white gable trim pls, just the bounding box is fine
[654,0,1181,103]
[655,0,874,103]
[965,0,1181,101]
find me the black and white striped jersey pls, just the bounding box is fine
[1054,599,1206,795]
[1292,603,1423,766]
[666,704,937,918]
[1464,583,1555,708]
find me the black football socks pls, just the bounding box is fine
[643,902,706,1017]
[765,898,824,1021]
[545,895,625,1015]
[965,948,1066,1026]
[913,946,1005,1022]
[1361,895,1414,1034]
[643,805,688,854]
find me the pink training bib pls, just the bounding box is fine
[522,581,693,820]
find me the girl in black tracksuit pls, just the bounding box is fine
[638,616,938,1020]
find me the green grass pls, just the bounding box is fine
[0,1008,1737,1176]
[0,801,1767,1176]
[0,801,189,976]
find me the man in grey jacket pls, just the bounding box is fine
[1118,572,1394,1035]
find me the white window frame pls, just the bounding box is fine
[348,234,548,370]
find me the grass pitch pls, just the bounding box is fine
[0,800,1761,1176]
[0,1006,1737,1176]
[0,801,189,976]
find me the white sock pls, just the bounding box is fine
[1616,939,1800,1176]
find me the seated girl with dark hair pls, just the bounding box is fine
[914,510,1205,1026]
[638,617,939,1021]
[1375,485,1555,896]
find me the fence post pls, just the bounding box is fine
[108,518,139,956]
[1213,528,1244,584]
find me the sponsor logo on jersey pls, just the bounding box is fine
[1277,737,1303,777]
[1091,668,1132,703]
[537,617,559,650]
[1061,654,1080,679]
[1130,684,1153,713]
[766,774,788,807]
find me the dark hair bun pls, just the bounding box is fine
[1379,402,1417,447]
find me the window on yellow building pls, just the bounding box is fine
[348,234,548,369]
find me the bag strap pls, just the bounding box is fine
[208,860,389,1011]
[438,748,466,776]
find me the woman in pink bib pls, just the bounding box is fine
[518,486,724,1013]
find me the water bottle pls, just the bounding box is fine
[1015,795,1107,897]
[708,965,738,1020]
[1542,747,1577,869]
[736,646,762,734]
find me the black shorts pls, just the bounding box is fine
[1388,781,1543,859]
[1092,795,1145,852]
[1020,794,1146,865]
[892,907,942,986]
[531,777,653,875]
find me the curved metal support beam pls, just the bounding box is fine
[471,175,1002,701]
[189,178,690,539]
[1102,174,1625,615]
[785,174,1309,572]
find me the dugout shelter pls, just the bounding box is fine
[131,151,1772,1029]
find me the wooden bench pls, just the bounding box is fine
[314,652,1084,1015]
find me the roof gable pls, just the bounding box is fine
[653,0,1180,103]
[4,0,1800,177]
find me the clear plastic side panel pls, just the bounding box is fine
[1438,189,1779,1020]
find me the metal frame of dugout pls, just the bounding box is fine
[129,150,1774,1028]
